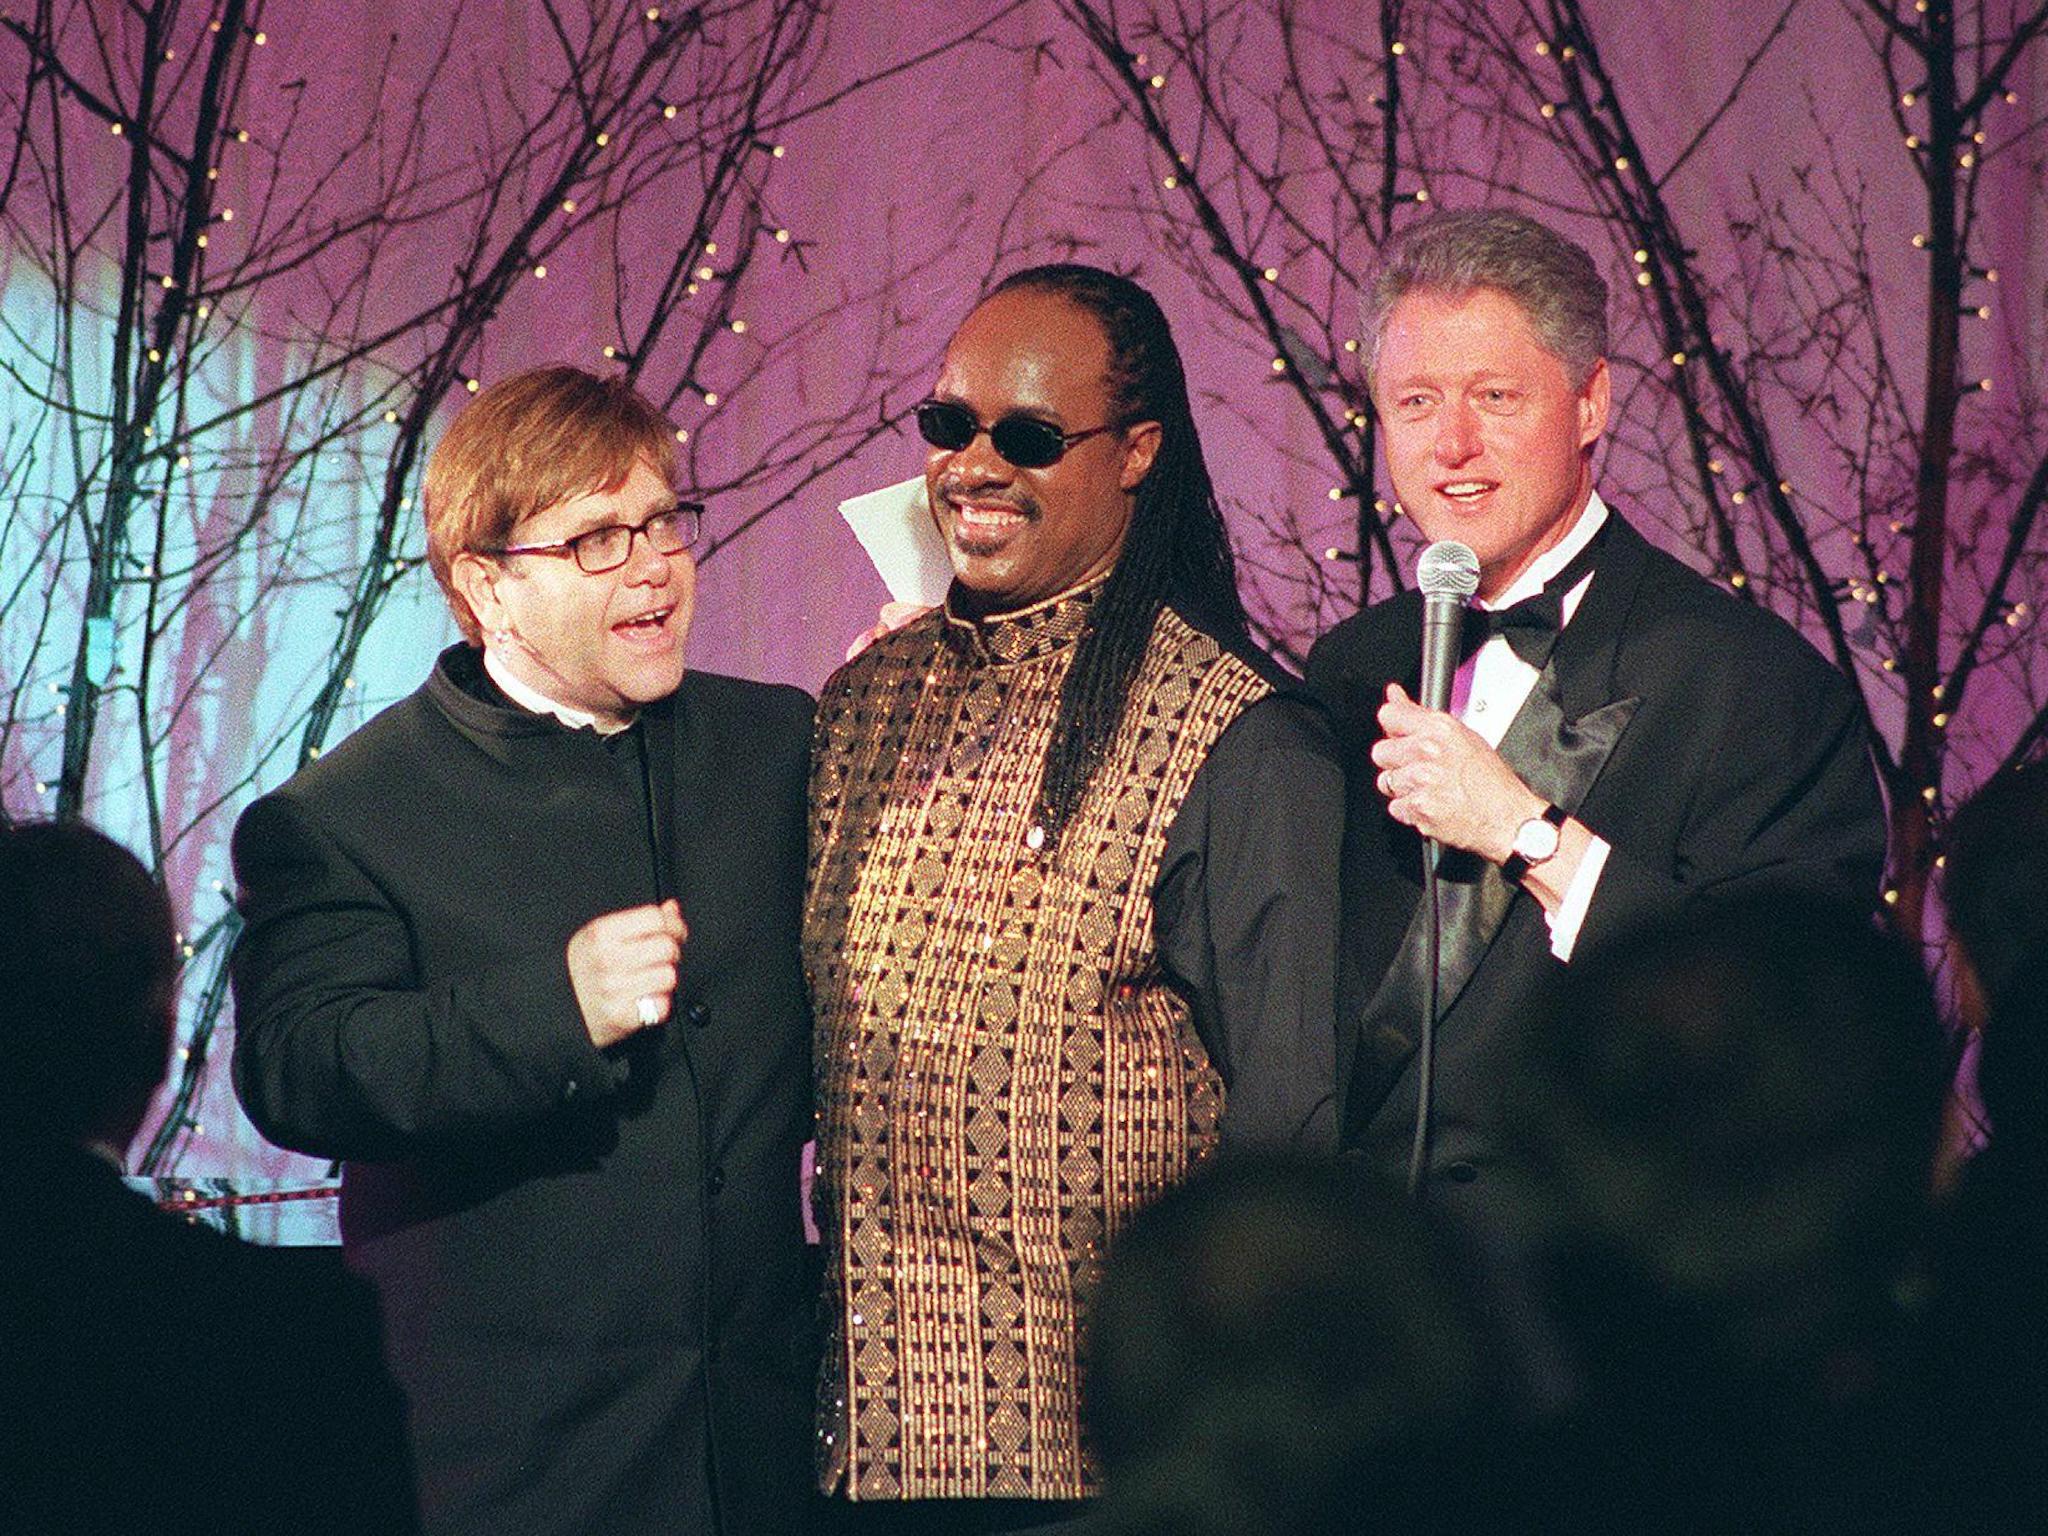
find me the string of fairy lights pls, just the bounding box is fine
[14,3,2048,1167]
[15,3,817,1172]
[1126,4,2044,925]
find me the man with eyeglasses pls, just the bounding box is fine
[805,266,1342,1531]
[232,366,817,1535]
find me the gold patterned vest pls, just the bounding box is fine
[804,578,1274,1501]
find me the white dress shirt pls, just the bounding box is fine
[484,645,635,735]
[1454,493,1613,961]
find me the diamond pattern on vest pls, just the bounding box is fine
[805,587,1271,1501]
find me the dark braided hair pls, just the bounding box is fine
[983,264,1248,847]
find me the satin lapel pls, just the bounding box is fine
[1346,519,1650,1131]
[1550,511,1651,725]
[1427,666,1639,1014]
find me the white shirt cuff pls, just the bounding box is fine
[1543,833,1612,962]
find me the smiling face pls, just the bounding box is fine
[1373,286,1610,601]
[925,287,1160,614]
[452,458,694,727]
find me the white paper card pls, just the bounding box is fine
[839,476,953,607]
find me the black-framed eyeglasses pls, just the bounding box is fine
[487,503,703,575]
[915,399,1124,470]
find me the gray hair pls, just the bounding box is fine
[1362,209,1609,388]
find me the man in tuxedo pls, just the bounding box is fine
[232,367,815,1534]
[1304,210,1886,1347]
[1,819,416,1535]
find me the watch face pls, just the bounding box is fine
[1513,814,1562,863]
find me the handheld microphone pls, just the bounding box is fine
[1408,539,1477,1198]
[1417,540,1481,712]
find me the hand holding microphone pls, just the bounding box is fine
[1374,540,1584,899]
[1371,540,1542,859]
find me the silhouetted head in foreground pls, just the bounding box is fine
[1509,894,1946,1528]
[0,820,179,1153]
[1087,1156,1501,1536]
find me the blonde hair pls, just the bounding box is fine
[423,366,678,642]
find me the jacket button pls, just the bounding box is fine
[708,1165,726,1195]
[1445,1161,1478,1184]
[562,1077,579,1101]
[685,1000,711,1028]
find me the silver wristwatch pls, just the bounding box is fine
[1501,801,1567,885]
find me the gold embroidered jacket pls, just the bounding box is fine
[805,580,1342,1502]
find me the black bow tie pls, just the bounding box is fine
[1461,531,1605,670]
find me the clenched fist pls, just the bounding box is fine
[567,898,688,1049]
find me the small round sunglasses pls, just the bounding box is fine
[915,398,1124,469]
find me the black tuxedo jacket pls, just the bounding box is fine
[1305,514,1885,1245]
[232,649,815,1536]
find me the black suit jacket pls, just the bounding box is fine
[1305,514,1885,1244]
[1,1139,417,1535]
[231,649,815,1536]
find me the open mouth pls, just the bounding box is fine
[1435,480,1498,503]
[946,497,1033,556]
[613,604,674,635]
[952,500,1030,532]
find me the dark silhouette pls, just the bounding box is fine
[0,819,416,1535]
[1508,895,1947,1532]
[1085,1157,1510,1536]
[1925,763,2048,1527]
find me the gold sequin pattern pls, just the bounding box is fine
[805,583,1273,1501]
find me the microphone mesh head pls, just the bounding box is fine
[1417,540,1481,599]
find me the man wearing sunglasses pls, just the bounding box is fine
[806,266,1343,1531]
[231,367,817,1535]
